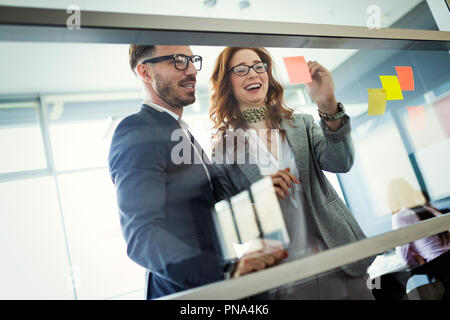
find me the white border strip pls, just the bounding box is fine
[160,213,450,300]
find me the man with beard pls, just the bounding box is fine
[108,45,288,300]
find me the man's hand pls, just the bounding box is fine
[231,239,289,278]
[269,168,299,200]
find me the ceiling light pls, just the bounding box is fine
[238,1,250,9]
[204,0,217,8]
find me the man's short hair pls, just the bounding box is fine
[129,45,156,75]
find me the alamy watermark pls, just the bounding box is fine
[366,5,381,29]
[170,128,279,165]
[367,276,381,290]
[66,5,81,30]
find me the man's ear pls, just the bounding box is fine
[136,64,152,83]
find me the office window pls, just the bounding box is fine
[339,113,422,236]
[47,104,117,172]
[356,117,420,216]
[49,119,112,171]
[0,177,73,299]
[0,104,46,174]
[57,169,145,299]
[47,99,139,171]
[402,95,450,200]
[0,97,145,299]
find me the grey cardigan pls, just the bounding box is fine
[215,113,375,277]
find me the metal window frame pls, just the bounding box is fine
[0,99,48,180]
[0,96,78,299]
[160,213,450,300]
[0,5,449,50]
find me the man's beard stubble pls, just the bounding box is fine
[154,73,196,109]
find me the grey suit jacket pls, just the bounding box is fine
[216,112,375,277]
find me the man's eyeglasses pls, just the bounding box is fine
[228,62,268,76]
[142,54,203,71]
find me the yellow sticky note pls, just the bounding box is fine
[379,76,404,100]
[367,88,387,115]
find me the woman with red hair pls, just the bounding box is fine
[209,47,374,299]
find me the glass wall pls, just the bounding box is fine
[1,42,449,298]
[0,0,449,300]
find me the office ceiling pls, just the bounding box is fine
[0,0,424,96]
[0,0,423,26]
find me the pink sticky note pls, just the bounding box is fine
[395,66,415,91]
[282,56,312,84]
[434,94,450,137]
[407,106,425,132]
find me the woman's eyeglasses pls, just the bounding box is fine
[142,54,202,71]
[228,62,268,76]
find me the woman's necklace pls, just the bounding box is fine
[241,105,267,123]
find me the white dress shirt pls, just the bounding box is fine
[143,100,212,189]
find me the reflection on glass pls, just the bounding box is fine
[416,139,450,199]
[250,177,290,244]
[251,260,375,300]
[214,177,290,262]
[213,200,240,261]
[229,189,260,244]
[369,238,450,300]
[406,103,446,150]
[340,114,422,237]
[357,119,419,217]
[388,178,450,266]
[403,98,450,200]
[335,44,450,238]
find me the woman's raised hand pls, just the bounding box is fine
[306,61,338,114]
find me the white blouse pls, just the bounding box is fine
[231,129,326,261]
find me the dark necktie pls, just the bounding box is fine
[187,129,214,190]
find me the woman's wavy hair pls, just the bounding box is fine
[209,47,294,137]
